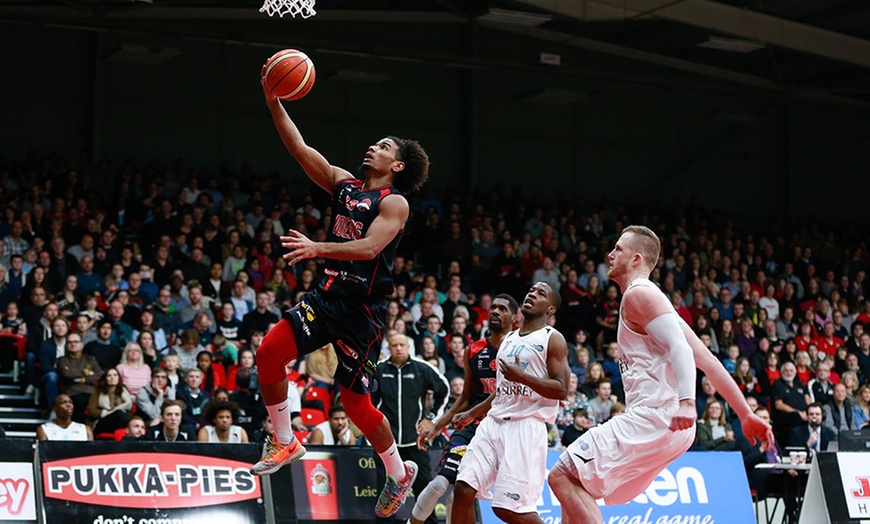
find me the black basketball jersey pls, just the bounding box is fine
[467,338,499,406]
[319,178,404,299]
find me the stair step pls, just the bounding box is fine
[0,417,48,431]
[4,430,37,439]
[0,384,21,393]
[0,394,38,408]
[0,406,41,416]
[0,373,16,386]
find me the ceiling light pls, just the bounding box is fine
[697,36,765,53]
[479,8,552,27]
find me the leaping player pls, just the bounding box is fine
[251,55,430,519]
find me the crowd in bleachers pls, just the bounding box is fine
[1,152,869,469]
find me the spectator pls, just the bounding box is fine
[228,279,254,322]
[308,404,357,446]
[142,399,195,442]
[116,342,151,400]
[197,400,249,443]
[136,367,175,426]
[178,280,216,333]
[696,401,737,451]
[229,367,266,437]
[56,332,102,422]
[853,385,870,430]
[771,361,811,445]
[175,367,211,427]
[823,383,853,436]
[1,301,27,336]
[35,315,70,408]
[122,415,147,441]
[75,256,105,297]
[241,291,279,340]
[105,299,135,347]
[174,328,206,372]
[87,368,133,435]
[197,350,226,394]
[560,407,593,448]
[37,394,93,441]
[555,372,589,429]
[216,302,243,343]
[587,378,614,425]
[152,288,181,341]
[84,319,123,372]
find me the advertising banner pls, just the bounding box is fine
[0,440,37,523]
[836,452,870,520]
[271,446,449,523]
[38,441,267,524]
[478,451,755,524]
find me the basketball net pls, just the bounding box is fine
[259,0,316,18]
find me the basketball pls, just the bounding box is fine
[264,49,316,101]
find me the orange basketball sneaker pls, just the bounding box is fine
[250,433,307,476]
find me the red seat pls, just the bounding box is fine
[305,386,332,411]
[294,430,311,445]
[300,407,327,427]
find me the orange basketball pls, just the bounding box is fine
[264,49,316,101]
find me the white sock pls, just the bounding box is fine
[266,399,294,446]
[412,475,449,520]
[377,442,405,480]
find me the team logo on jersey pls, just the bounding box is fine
[502,492,520,501]
[529,343,544,353]
[343,194,372,212]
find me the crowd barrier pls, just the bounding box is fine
[9,441,847,524]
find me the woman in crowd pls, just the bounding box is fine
[842,370,860,403]
[87,368,133,435]
[133,309,168,352]
[116,342,151,400]
[417,336,444,375]
[717,318,735,350]
[1,301,27,336]
[853,385,870,430]
[555,373,589,429]
[580,361,605,400]
[794,351,815,386]
[196,350,225,394]
[696,401,737,451]
[733,356,760,399]
[226,348,258,391]
[693,314,719,354]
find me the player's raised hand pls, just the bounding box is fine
[260,58,279,103]
[741,412,776,450]
[669,399,697,431]
[281,229,318,265]
[498,355,525,383]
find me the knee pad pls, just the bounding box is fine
[257,319,299,385]
[412,475,449,521]
[340,386,384,435]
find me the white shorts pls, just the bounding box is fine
[456,415,548,514]
[557,403,694,506]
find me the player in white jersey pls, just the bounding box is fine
[451,282,571,524]
[37,394,93,441]
[549,225,774,524]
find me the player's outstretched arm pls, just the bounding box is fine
[260,60,351,193]
[682,323,775,449]
[453,393,494,431]
[280,194,409,265]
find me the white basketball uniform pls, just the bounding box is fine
[204,425,244,443]
[457,325,559,513]
[41,421,89,441]
[559,278,695,505]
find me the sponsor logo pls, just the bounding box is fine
[529,344,544,353]
[447,445,468,458]
[309,464,332,496]
[403,373,416,380]
[496,383,533,397]
[0,477,30,516]
[299,301,317,322]
[851,477,870,498]
[336,340,359,360]
[502,492,520,501]
[43,453,261,509]
[502,474,529,486]
[570,451,594,464]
